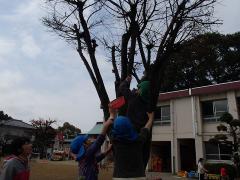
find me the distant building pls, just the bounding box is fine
[87,122,111,163]
[52,122,107,160]
[151,80,240,173]
[0,119,34,154]
[0,119,34,140]
[87,122,103,136]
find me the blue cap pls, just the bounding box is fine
[70,135,88,161]
[112,116,138,141]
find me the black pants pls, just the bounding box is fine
[143,135,151,168]
[142,127,152,169]
[199,173,205,180]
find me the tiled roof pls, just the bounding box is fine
[0,119,34,129]
[87,122,103,135]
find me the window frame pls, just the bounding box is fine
[202,99,228,122]
[154,105,171,126]
[204,142,232,160]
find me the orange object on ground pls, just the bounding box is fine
[109,96,125,109]
[177,171,188,177]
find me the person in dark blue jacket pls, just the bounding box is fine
[118,75,151,168]
[70,107,115,180]
[112,112,154,179]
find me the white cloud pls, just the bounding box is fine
[215,0,240,33]
[15,0,42,16]
[0,70,23,89]
[0,37,16,59]
[0,76,103,132]
[20,33,41,58]
[0,0,44,25]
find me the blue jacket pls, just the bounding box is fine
[78,135,106,180]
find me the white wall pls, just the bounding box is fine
[174,97,194,138]
[152,89,240,173]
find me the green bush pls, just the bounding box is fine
[205,163,236,179]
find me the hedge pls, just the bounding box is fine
[205,163,237,179]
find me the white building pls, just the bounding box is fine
[151,80,240,173]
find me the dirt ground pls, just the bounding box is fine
[30,160,113,180]
[0,159,112,180]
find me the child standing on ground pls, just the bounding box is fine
[118,75,152,168]
[0,137,32,180]
[220,167,229,180]
[111,112,154,179]
[197,158,208,180]
[70,106,116,180]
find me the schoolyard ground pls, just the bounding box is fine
[0,159,194,180]
[29,160,192,180]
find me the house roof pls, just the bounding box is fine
[0,119,34,129]
[87,122,103,135]
[159,80,240,101]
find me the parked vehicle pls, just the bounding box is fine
[51,150,65,161]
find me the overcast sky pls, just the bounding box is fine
[0,0,240,132]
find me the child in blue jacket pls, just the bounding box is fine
[71,107,115,180]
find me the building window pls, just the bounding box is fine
[154,105,170,126]
[202,99,228,122]
[205,142,232,160]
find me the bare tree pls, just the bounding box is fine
[31,118,56,158]
[42,0,220,118]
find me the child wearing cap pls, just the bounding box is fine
[112,112,154,179]
[70,107,116,180]
[118,75,151,168]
